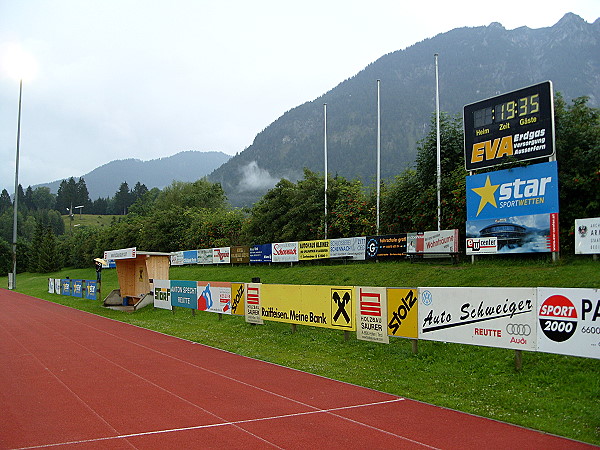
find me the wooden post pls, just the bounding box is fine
[515,350,523,371]
[219,313,223,321]
[411,339,418,354]
[344,331,351,342]
[290,323,297,333]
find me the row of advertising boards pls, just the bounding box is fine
[165,230,459,266]
[48,278,98,300]
[151,280,599,360]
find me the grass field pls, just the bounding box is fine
[62,213,120,232]
[2,258,599,445]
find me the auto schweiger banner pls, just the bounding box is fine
[418,287,537,350]
[537,288,599,359]
[258,284,355,331]
[466,161,559,254]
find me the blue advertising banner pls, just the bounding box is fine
[72,280,83,298]
[61,279,71,296]
[466,161,558,221]
[85,280,97,300]
[182,250,198,264]
[250,244,272,263]
[170,280,198,309]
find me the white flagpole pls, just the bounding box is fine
[324,103,328,239]
[435,54,441,231]
[376,79,381,235]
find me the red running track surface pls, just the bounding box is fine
[0,289,594,449]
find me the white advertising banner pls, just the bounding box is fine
[575,217,600,254]
[170,251,184,266]
[271,242,299,263]
[423,229,459,253]
[212,247,231,264]
[466,237,498,255]
[418,287,537,350]
[104,247,136,260]
[330,237,366,260]
[356,287,389,343]
[197,281,232,314]
[245,283,263,324]
[54,278,61,294]
[48,278,54,294]
[197,248,213,264]
[153,279,172,310]
[537,288,600,359]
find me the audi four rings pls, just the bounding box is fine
[506,323,532,335]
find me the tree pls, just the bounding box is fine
[31,187,56,211]
[554,95,600,252]
[76,177,92,211]
[56,177,78,214]
[112,182,133,215]
[0,189,11,214]
[153,179,227,211]
[24,186,34,210]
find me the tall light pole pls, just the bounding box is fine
[11,79,23,290]
[323,103,328,239]
[376,79,381,235]
[434,53,441,231]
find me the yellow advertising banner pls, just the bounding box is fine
[386,288,418,338]
[260,284,355,331]
[298,240,330,260]
[230,283,245,316]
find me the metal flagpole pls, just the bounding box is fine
[11,79,23,290]
[435,54,441,231]
[324,103,328,239]
[376,79,381,235]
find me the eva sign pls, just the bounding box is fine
[418,287,537,350]
[356,287,388,343]
[537,288,600,359]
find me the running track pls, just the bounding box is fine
[0,290,594,449]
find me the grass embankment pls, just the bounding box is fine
[2,258,599,445]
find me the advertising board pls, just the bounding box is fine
[464,81,555,171]
[365,234,407,259]
[537,288,600,359]
[153,279,172,310]
[418,287,537,350]
[72,280,83,298]
[245,283,263,324]
[170,280,198,309]
[330,237,366,260]
[231,283,246,316]
[356,287,388,343]
[249,244,272,263]
[212,247,231,264]
[271,242,299,263]
[85,280,97,300]
[407,230,458,254]
[387,288,418,339]
[466,161,559,254]
[575,217,600,254]
[197,281,232,314]
[258,284,355,331]
[466,237,498,255]
[104,247,136,260]
[48,278,54,294]
[182,250,198,264]
[170,252,184,266]
[230,246,250,264]
[197,248,212,265]
[61,279,71,296]
[299,239,330,260]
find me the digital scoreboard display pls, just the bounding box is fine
[464,81,555,171]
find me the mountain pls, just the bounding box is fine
[36,151,231,199]
[208,13,600,207]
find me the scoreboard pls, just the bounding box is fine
[464,81,555,171]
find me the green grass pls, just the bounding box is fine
[2,258,599,445]
[63,213,120,232]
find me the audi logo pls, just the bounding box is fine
[506,323,531,336]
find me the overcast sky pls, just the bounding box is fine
[1,0,598,194]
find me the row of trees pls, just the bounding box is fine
[1,95,598,275]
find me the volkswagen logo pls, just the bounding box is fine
[506,323,531,336]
